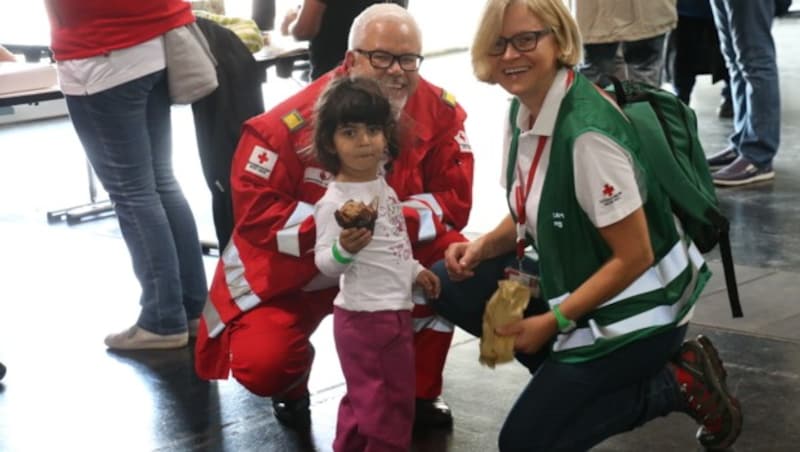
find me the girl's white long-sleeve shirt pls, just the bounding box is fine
[314,178,424,312]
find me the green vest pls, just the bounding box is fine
[507,73,711,362]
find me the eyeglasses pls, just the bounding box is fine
[488,29,552,56]
[354,49,424,72]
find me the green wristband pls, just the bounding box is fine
[332,241,354,264]
[552,305,576,333]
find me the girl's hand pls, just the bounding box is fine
[415,269,441,299]
[495,313,558,354]
[443,240,484,281]
[339,227,371,254]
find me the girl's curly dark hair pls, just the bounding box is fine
[312,76,400,175]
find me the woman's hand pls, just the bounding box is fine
[338,227,371,254]
[416,269,441,299]
[443,239,485,281]
[495,313,558,354]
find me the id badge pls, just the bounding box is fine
[504,267,540,298]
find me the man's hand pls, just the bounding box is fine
[338,227,372,254]
[416,269,441,299]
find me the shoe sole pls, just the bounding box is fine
[105,339,189,350]
[713,170,775,187]
[687,340,743,450]
[697,335,743,412]
[707,163,731,172]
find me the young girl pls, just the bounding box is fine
[312,76,440,452]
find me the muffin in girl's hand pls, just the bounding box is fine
[334,198,379,233]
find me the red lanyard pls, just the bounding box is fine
[511,69,573,264]
[514,135,548,261]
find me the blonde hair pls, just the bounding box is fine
[348,3,421,50]
[472,0,582,83]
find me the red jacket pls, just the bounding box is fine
[47,0,194,61]
[196,67,474,378]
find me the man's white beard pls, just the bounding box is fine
[390,95,407,118]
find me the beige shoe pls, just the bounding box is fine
[104,325,188,350]
[188,319,200,338]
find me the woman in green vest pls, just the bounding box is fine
[431,0,742,450]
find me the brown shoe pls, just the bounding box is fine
[672,336,743,451]
[104,325,188,350]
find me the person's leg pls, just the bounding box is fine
[711,0,745,148]
[146,72,207,323]
[333,308,414,452]
[497,326,687,452]
[411,271,452,401]
[579,42,622,87]
[65,71,188,337]
[671,16,702,104]
[431,252,550,373]
[333,392,366,452]
[251,0,275,31]
[227,290,334,398]
[710,0,778,185]
[410,233,461,426]
[622,33,668,87]
[725,0,780,166]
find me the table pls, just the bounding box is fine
[0,85,116,225]
[0,46,310,230]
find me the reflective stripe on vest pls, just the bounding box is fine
[222,240,262,314]
[277,202,314,256]
[402,193,442,242]
[548,238,705,352]
[202,297,225,338]
[413,315,455,333]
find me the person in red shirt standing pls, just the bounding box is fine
[195,3,473,430]
[44,0,208,349]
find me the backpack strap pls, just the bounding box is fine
[715,217,744,317]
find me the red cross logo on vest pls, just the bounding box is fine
[603,183,615,197]
[258,152,269,164]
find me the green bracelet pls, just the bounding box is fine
[552,305,576,333]
[332,241,354,264]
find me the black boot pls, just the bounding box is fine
[272,392,311,430]
[414,396,453,429]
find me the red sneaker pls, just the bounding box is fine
[672,336,743,450]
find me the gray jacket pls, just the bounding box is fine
[570,0,677,44]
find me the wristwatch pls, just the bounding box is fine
[552,305,577,333]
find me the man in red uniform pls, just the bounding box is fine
[195,3,474,429]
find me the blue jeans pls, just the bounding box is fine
[66,70,207,334]
[711,0,780,166]
[580,34,668,88]
[432,254,686,452]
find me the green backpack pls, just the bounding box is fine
[606,78,742,317]
[506,79,743,317]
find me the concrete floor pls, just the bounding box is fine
[1,10,799,452]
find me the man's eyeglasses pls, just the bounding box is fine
[354,49,424,71]
[488,29,552,56]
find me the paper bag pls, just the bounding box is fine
[479,279,531,368]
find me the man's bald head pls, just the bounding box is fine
[348,3,422,51]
